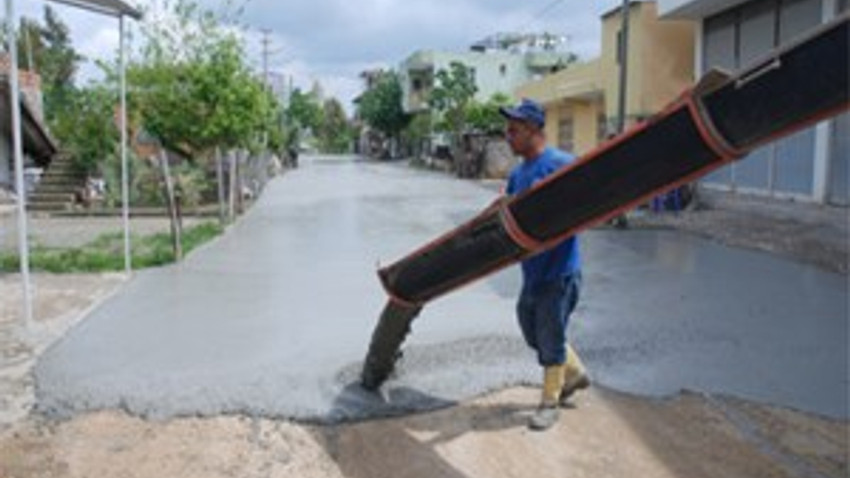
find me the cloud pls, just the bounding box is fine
[17,0,622,113]
[225,0,620,110]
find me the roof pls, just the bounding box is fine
[47,0,142,20]
[657,0,751,19]
[0,82,59,165]
[601,0,654,20]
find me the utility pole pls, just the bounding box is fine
[259,29,285,90]
[616,0,631,134]
[261,28,271,86]
[610,0,632,229]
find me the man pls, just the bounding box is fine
[500,98,590,431]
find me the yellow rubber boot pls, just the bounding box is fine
[529,365,565,431]
[559,344,590,406]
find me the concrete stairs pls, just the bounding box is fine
[27,154,83,214]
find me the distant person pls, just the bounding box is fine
[501,98,590,431]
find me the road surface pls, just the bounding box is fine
[35,156,848,422]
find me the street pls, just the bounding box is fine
[34,155,847,422]
[0,155,845,478]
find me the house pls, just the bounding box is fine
[0,69,57,202]
[399,38,575,114]
[658,0,848,205]
[515,1,696,155]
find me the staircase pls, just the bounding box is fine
[27,154,83,214]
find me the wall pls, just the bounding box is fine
[0,133,10,191]
[601,2,695,122]
[640,3,696,112]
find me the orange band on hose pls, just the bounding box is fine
[498,201,543,252]
[685,93,746,161]
[379,276,421,308]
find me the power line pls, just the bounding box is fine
[259,28,285,87]
[518,0,568,33]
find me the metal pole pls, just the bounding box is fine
[119,15,131,275]
[6,0,33,331]
[617,0,631,134]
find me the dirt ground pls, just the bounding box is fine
[0,189,848,478]
[0,386,847,478]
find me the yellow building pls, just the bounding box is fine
[516,1,695,155]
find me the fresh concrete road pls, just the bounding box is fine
[35,156,848,421]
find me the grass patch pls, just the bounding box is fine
[0,221,224,273]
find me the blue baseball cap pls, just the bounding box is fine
[499,98,545,129]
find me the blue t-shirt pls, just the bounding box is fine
[506,147,581,288]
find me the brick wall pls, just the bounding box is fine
[0,53,45,123]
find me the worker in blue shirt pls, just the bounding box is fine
[501,98,590,431]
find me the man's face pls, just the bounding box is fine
[505,119,538,157]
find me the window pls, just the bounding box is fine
[499,64,507,76]
[412,78,423,91]
[558,117,575,153]
[597,113,609,143]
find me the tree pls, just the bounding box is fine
[287,88,323,134]
[465,92,512,134]
[318,98,351,153]
[48,85,120,176]
[38,6,79,93]
[429,61,478,139]
[357,70,411,143]
[128,0,281,158]
[1,7,83,125]
[400,111,433,158]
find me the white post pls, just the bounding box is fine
[119,15,131,275]
[814,0,839,203]
[6,0,33,331]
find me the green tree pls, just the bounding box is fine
[465,92,512,134]
[429,61,478,138]
[37,6,79,93]
[400,111,433,158]
[357,70,411,142]
[287,88,323,134]
[318,97,351,153]
[48,85,120,176]
[2,7,83,127]
[129,0,280,158]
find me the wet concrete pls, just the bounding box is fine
[34,156,848,422]
[575,229,848,419]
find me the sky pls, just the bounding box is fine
[12,0,624,112]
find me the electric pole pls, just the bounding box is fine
[617,0,631,134]
[261,28,271,86]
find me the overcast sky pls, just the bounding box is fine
[14,0,623,112]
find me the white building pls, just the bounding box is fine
[399,47,574,113]
[659,0,849,205]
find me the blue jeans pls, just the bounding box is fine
[517,272,581,366]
